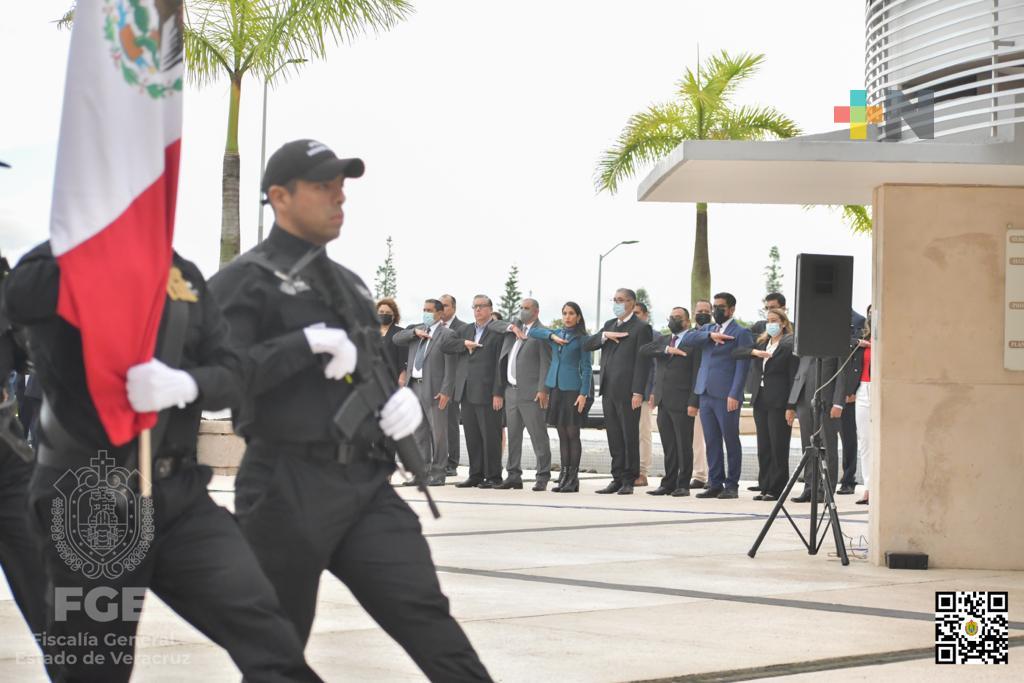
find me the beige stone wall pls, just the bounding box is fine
[871,184,1024,569]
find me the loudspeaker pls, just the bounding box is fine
[793,253,854,357]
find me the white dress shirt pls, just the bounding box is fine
[410,320,442,380]
[507,322,533,386]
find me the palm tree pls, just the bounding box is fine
[596,50,800,311]
[58,1,413,267]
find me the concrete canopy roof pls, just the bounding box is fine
[636,137,1024,205]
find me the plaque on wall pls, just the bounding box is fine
[1008,227,1024,371]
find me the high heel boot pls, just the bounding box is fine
[557,466,579,493]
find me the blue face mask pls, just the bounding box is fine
[423,313,436,327]
[612,302,626,317]
[766,322,782,337]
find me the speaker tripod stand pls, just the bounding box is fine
[748,358,849,566]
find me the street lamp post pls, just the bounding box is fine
[595,240,639,326]
[258,58,307,244]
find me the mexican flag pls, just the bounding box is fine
[50,0,184,445]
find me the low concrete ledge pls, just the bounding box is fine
[197,419,245,475]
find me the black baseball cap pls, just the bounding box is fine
[261,139,364,201]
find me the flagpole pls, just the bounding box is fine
[139,428,153,498]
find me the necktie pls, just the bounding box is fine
[414,337,427,371]
[670,335,678,347]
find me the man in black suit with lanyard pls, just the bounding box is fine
[583,288,653,495]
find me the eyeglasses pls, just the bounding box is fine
[471,304,491,310]
[612,298,628,304]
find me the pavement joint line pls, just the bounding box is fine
[433,566,1024,632]
[407,498,870,524]
[631,635,1024,681]
[425,515,765,537]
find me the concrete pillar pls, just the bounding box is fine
[870,184,1024,569]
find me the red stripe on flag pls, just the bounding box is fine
[56,140,181,445]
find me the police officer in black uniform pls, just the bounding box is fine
[0,258,47,644]
[209,139,491,682]
[3,244,320,682]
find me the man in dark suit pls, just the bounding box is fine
[440,294,468,476]
[786,355,846,502]
[583,288,653,495]
[640,307,701,496]
[838,307,867,494]
[491,299,553,490]
[745,292,786,492]
[681,292,754,499]
[393,299,456,486]
[442,295,505,488]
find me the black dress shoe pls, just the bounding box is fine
[478,479,502,489]
[753,494,765,501]
[595,481,622,494]
[717,488,738,499]
[761,493,778,501]
[495,479,523,489]
[689,479,706,489]
[427,475,446,486]
[400,480,418,487]
[617,483,634,495]
[695,487,724,498]
[790,491,823,503]
[454,478,482,488]
[836,485,856,495]
[646,486,673,496]
[445,468,459,477]
[855,497,869,505]
[747,485,762,492]
[532,480,548,492]
[670,487,690,497]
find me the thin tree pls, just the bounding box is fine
[499,264,523,321]
[763,246,783,317]
[596,50,799,313]
[373,235,397,299]
[636,287,652,315]
[57,1,413,267]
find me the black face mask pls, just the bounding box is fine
[379,314,394,326]
[694,312,712,326]
[667,319,685,334]
[712,307,728,325]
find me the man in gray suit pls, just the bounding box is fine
[490,299,554,490]
[394,298,456,486]
[439,294,467,476]
[786,355,846,502]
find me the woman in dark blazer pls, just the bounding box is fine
[525,301,593,493]
[376,298,405,383]
[733,309,798,500]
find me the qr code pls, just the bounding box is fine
[935,591,1008,664]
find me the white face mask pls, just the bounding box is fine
[766,322,782,337]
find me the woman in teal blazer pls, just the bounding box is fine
[524,301,592,492]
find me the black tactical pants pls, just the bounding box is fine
[235,440,492,682]
[0,446,47,637]
[28,460,318,683]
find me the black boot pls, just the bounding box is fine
[551,465,568,492]
[557,466,579,493]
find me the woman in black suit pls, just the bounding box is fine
[733,309,798,500]
[376,298,405,383]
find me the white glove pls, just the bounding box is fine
[304,326,358,380]
[379,387,423,440]
[126,358,199,412]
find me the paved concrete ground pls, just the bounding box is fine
[1,465,1019,681]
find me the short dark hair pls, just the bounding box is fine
[441,294,456,308]
[695,299,712,308]
[765,292,786,307]
[713,292,736,308]
[635,302,648,315]
[671,306,690,318]
[424,298,443,313]
[473,295,493,307]
[616,288,637,302]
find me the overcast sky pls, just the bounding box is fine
[0,1,871,326]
